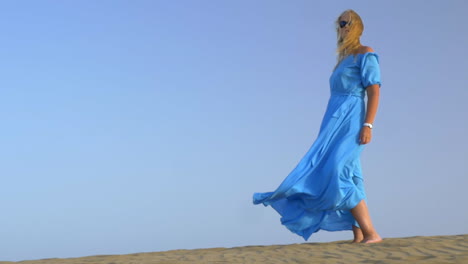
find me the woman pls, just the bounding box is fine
[253,9,383,244]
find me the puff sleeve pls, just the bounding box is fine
[360,53,381,88]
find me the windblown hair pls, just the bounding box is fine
[333,9,364,70]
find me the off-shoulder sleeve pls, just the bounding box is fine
[360,52,381,88]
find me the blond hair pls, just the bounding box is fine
[333,9,364,70]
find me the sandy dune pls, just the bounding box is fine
[1,234,467,264]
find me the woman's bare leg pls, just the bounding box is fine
[352,225,364,243]
[350,200,382,243]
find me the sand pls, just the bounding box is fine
[1,234,467,264]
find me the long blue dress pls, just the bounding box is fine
[252,52,382,241]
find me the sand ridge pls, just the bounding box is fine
[1,234,467,264]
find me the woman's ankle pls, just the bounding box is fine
[363,232,381,240]
[352,225,364,243]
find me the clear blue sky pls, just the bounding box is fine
[1,0,467,261]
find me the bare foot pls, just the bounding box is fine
[352,225,363,243]
[361,235,383,244]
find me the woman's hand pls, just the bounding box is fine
[359,126,372,145]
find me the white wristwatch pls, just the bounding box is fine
[363,123,373,129]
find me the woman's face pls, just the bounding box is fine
[338,13,351,39]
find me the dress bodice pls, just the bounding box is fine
[329,52,381,98]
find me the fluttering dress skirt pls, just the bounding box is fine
[252,52,382,240]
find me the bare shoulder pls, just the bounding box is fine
[358,45,375,54]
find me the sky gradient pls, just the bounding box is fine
[0,0,467,261]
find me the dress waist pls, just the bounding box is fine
[331,91,365,98]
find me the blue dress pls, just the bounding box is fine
[252,52,382,241]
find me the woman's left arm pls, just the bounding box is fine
[360,84,380,144]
